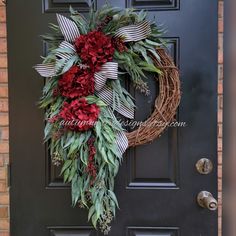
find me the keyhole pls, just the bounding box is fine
[202,160,209,173]
[196,158,213,175]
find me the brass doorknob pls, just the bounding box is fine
[197,191,218,211]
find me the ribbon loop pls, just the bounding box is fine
[94,62,118,91]
[55,41,76,60]
[115,21,151,42]
[99,62,118,80]
[34,63,56,77]
[57,14,80,42]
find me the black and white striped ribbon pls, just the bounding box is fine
[34,63,56,78]
[56,14,80,42]
[115,21,151,42]
[107,108,129,155]
[96,86,134,119]
[95,62,118,91]
[116,131,129,155]
[55,41,76,60]
[34,41,76,77]
[35,14,134,119]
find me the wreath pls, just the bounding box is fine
[34,4,180,234]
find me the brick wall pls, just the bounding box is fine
[0,1,223,235]
[218,0,224,235]
[0,1,9,236]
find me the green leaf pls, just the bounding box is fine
[71,175,81,206]
[68,134,85,156]
[80,145,88,165]
[145,39,162,46]
[61,55,78,74]
[95,121,102,137]
[91,214,98,229]
[63,132,75,148]
[108,190,119,208]
[64,168,70,182]
[88,205,95,221]
[95,200,102,219]
[147,48,161,61]
[139,61,162,74]
[60,160,73,175]
[101,147,108,163]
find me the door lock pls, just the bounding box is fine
[197,191,218,211]
[196,158,213,174]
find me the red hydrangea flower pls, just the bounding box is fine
[58,66,95,99]
[59,98,100,132]
[74,31,115,72]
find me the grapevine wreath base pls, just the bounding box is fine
[34,4,181,235]
[127,48,180,147]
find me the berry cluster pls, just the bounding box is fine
[86,138,97,185]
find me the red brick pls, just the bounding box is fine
[0,114,8,126]
[0,127,8,141]
[218,107,223,123]
[0,86,7,98]
[218,81,223,95]
[218,164,222,179]
[218,191,222,204]
[0,7,6,22]
[0,86,7,99]
[0,55,7,68]
[218,95,223,109]
[218,138,222,152]
[0,194,9,205]
[218,152,222,165]
[0,39,6,54]
[218,18,223,33]
[0,100,8,112]
[0,232,10,236]
[0,159,4,167]
[218,1,224,19]
[218,33,223,64]
[0,24,6,38]
[1,155,8,166]
[218,205,222,217]
[0,219,9,230]
[0,1,6,6]
[218,178,222,192]
[0,143,8,154]
[0,168,6,180]
[0,70,7,83]
[218,64,223,81]
[0,181,6,193]
[0,155,8,167]
[0,207,8,218]
[218,123,222,138]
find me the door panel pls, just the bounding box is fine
[127,0,180,10]
[7,0,218,235]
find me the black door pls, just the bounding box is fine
[7,0,218,235]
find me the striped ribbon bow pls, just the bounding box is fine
[34,14,151,154]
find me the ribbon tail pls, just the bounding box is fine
[94,73,107,91]
[34,63,56,77]
[57,14,80,42]
[96,86,134,119]
[116,131,129,155]
[107,108,129,155]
